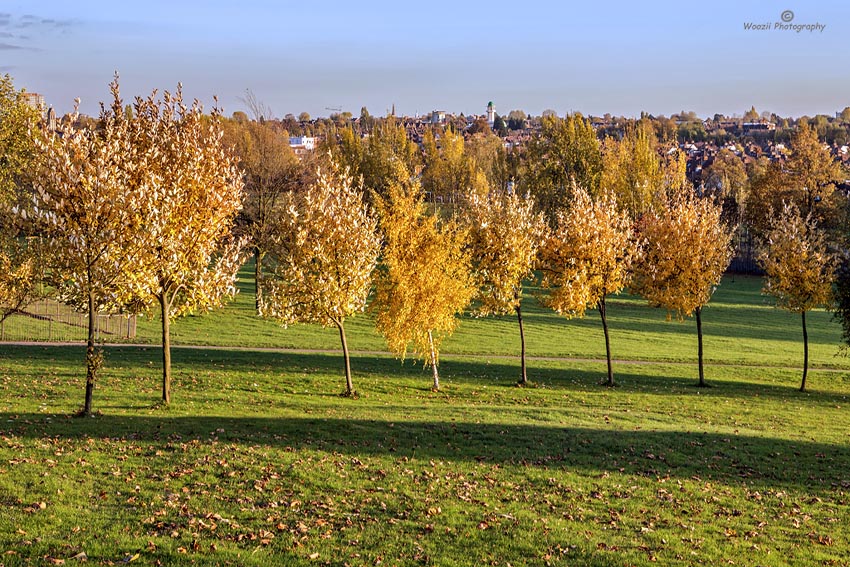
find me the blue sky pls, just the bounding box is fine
[2,0,848,119]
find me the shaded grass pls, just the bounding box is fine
[2,345,850,565]
[121,268,849,374]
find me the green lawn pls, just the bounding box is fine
[2,272,850,566]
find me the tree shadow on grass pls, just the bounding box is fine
[3,344,849,404]
[1,411,848,496]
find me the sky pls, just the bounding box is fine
[2,0,848,120]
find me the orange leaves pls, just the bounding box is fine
[632,193,732,318]
[758,202,835,314]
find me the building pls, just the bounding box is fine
[289,136,315,157]
[22,92,45,113]
[486,101,495,126]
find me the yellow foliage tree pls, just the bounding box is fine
[131,86,245,405]
[260,160,381,397]
[758,203,836,392]
[631,194,733,387]
[30,80,152,416]
[373,168,475,390]
[0,74,42,327]
[601,121,664,218]
[464,190,547,385]
[539,188,635,386]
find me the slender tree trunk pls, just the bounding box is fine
[83,290,96,417]
[696,306,706,387]
[516,304,528,385]
[254,246,263,314]
[599,296,614,387]
[428,330,439,391]
[801,310,808,392]
[336,318,354,396]
[159,294,172,405]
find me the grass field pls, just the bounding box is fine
[2,271,850,566]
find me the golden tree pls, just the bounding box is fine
[373,167,475,390]
[0,74,42,326]
[30,81,152,416]
[539,188,635,386]
[260,160,380,397]
[131,86,245,405]
[631,194,733,387]
[600,121,664,218]
[464,190,547,385]
[758,203,836,392]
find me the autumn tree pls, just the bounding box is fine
[631,194,733,387]
[747,122,846,236]
[758,203,836,392]
[373,165,475,390]
[223,115,300,310]
[0,74,42,326]
[601,120,665,218]
[539,188,635,386]
[703,148,749,223]
[466,131,511,192]
[464,190,546,385]
[131,86,245,405]
[30,80,152,416]
[260,159,380,396]
[519,113,602,224]
[422,128,487,208]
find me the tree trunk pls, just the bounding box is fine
[159,293,172,405]
[801,310,808,392]
[696,306,706,387]
[428,330,439,391]
[599,296,614,387]
[516,304,528,385]
[254,246,263,314]
[336,318,354,396]
[83,290,96,417]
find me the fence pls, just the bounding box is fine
[0,299,136,342]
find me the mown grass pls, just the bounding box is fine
[2,269,850,566]
[2,342,850,566]
[122,268,850,374]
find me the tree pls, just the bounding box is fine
[747,122,846,236]
[759,203,836,392]
[464,190,546,385]
[539,188,635,386]
[260,159,380,397]
[0,74,42,327]
[703,148,749,223]
[30,80,152,416]
[631,194,733,387]
[421,128,486,207]
[298,112,311,123]
[466,131,511,192]
[223,116,300,311]
[519,113,602,224]
[373,167,475,390]
[601,120,664,218]
[131,86,245,405]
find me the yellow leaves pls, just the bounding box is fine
[539,188,634,318]
[632,193,732,318]
[260,160,380,328]
[373,175,475,365]
[464,190,546,316]
[758,202,835,313]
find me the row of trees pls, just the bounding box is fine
[0,75,845,414]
